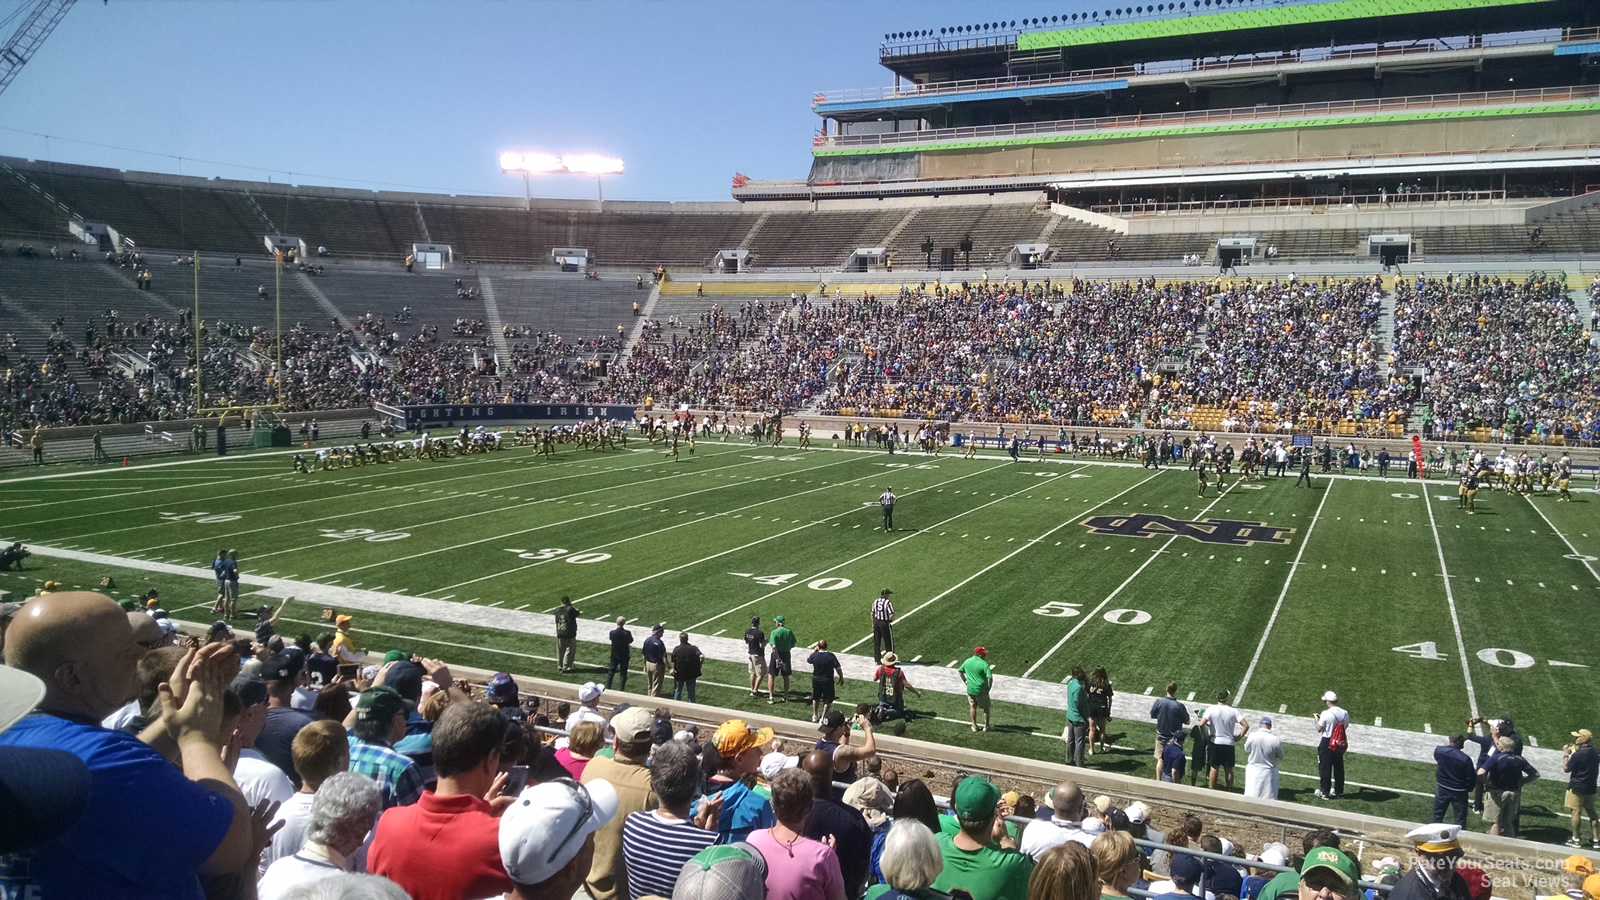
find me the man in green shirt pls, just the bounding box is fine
[958,647,993,732]
[1256,829,1344,900]
[767,614,797,703]
[1065,667,1088,766]
[932,777,1033,900]
[553,596,579,672]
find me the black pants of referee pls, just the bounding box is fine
[873,620,894,662]
[882,506,893,531]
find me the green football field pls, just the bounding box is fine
[2,436,1594,839]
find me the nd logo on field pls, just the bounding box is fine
[1081,513,1294,547]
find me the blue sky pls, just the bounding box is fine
[0,0,1300,202]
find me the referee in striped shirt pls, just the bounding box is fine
[871,589,895,663]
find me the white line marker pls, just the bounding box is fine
[1421,474,1480,719]
[1237,481,1333,704]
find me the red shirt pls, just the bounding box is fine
[368,791,512,900]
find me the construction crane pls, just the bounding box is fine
[0,0,77,99]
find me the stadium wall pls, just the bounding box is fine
[814,109,1600,182]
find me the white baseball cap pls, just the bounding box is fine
[1321,690,1338,702]
[759,751,798,781]
[578,682,604,703]
[1259,843,1290,867]
[1125,801,1149,825]
[501,778,618,886]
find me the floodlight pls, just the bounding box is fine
[501,152,564,173]
[561,154,624,175]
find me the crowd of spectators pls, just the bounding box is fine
[8,269,1600,444]
[5,588,1586,900]
[1169,277,1400,434]
[1396,274,1600,443]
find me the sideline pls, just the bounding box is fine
[4,541,1563,772]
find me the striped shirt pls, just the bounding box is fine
[620,810,718,900]
[872,596,894,622]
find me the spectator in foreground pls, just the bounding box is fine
[747,768,846,900]
[1290,846,1362,900]
[802,748,875,897]
[258,772,382,900]
[622,740,721,900]
[1028,842,1098,900]
[583,706,661,900]
[346,685,423,809]
[673,844,770,900]
[842,777,895,885]
[0,591,258,899]
[867,819,944,900]
[893,778,944,836]
[277,873,411,900]
[369,700,516,900]
[707,719,778,842]
[259,651,323,786]
[262,720,351,877]
[557,719,606,780]
[502,778,619,900]
[933,777,1033,900]
[1020,780,1092,861]
[1090,831,1141,900]
[1386,824,1470,900]
[231,675,297,808]
[1257,830,1341,900]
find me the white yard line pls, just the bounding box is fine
[579,463,1006,603]
[1023,477,1243,679]
[842,464,1149,653]
[312,451,868,580]
[1518,493,1600,584]
[438,459,881,596]
[1422,478,1480,719]
[60,445,754,549]
[685,470,1045,632]
[1234,480,1333,705]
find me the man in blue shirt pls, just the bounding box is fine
[1431,734,1475,827]
[641,624,667,697]
[1150,681,1190,780]
[0,591,257,899]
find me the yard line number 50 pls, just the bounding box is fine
[1034,601,1152,626]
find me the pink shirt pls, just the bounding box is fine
[554,748,590,780]
[746,828,846,900]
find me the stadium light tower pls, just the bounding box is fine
[500,151,625,206]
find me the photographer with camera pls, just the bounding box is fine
[0,541,29,571]
[1565,728,1599,849]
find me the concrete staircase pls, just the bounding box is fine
[478,276,512,370]
[1375,288,1398,379]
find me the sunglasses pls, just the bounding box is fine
[544,778,596,866]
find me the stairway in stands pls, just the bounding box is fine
[1375,286,1398,381]
[478,276,512,370]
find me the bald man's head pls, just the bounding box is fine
[128,611,164,649]
[7,592,140,719]
[1052,780,1084,820]
[801,749,834,799]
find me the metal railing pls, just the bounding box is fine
[822,84,1600,150]
[1088,189,1509,217]
[827,27,1592,107]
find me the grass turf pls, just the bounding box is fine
[1,437,1593,843]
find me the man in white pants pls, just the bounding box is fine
[1244,716,1284,800]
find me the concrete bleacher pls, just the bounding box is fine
[744,209,905,268]
[884,203,1048,269]
[487,273,640,339]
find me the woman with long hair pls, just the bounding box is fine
[1028,841,1098,900]
[1087,667,1113,755]
[890,779,943,836]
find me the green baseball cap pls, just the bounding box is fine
[774,615,785,624]
[355,685,415,722]
[1300,847,1360,887]
[382,650,408,664]
[952,776,1001,823]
